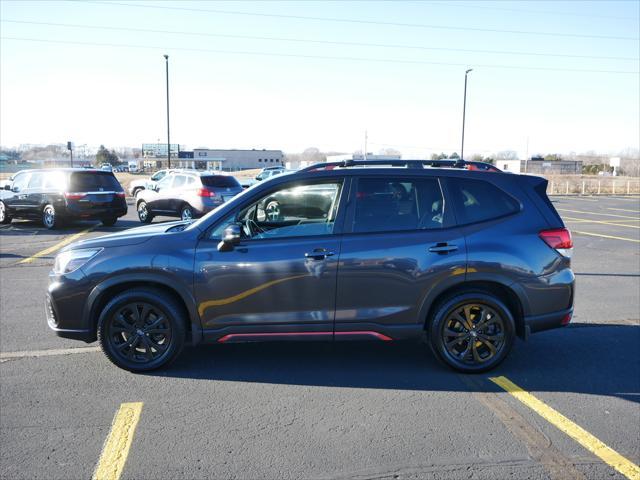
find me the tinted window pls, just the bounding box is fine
[201,176,241,188]
[352,177,444,233]
[69,172,121,191]
[448,178,520,225]
[43,171,66,190]
[27,172,43,189]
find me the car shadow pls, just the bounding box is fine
[153,323,639,402]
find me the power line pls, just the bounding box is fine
[3,19,637,62]
[2,36,638,75]
[81,0,639,41]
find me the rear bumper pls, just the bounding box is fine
[61,201,127,219]
[524,307,573,338]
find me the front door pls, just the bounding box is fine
[335,175,467,341]
[194,178,347,343]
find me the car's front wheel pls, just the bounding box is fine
[0,201,12,224]
[97,288,186,372]
[429,292,515,373]
[137,201,153,223]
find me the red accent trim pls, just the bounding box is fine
[217,330,393,343]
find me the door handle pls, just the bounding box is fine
[305,249,336,260]
[428,243,458,254]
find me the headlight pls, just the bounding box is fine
[53,248,102,275]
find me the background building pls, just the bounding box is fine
[177,149,284,171]
[498,158,583,174]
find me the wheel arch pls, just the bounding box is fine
[84,274,202,344]
[422,280,526,339]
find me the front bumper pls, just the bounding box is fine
[46,273,96,343]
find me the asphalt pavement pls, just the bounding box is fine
[1,195,638,480]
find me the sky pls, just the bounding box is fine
[1,0,639,158]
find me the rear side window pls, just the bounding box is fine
[172,175,187,189]
[27,172,43,189]
[447,178,520,225]
[352,177,444,233]
[201,176,241,188]
[69,172,121,191]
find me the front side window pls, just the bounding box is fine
[155,174,174,190]
[447,178,520,225]
[11,172,30,192]
[211,181,343,240]
[352,177,444,233]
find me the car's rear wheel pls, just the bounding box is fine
[137,201,153,223]
[429,292,515,373]
[265,200,281,221]
[42,204,62,229]
[101,216,118,227]
[0,201,12,224]
[180,205,194,221]
[97,289,186,372]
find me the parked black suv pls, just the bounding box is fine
[1,169,127,229]
[46,160,574,373]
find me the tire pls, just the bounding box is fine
[137,200,153,223]
[0,201,12,224]
[42,204,61,229]
[101,217,118,227]
[265,200,281,221]
[180,204,194,221]
[97,288,186,372]
[428,292,515,373]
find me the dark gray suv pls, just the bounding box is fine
[46,160,574,373]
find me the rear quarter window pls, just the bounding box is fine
[447,177,520,225]
[69,172,122,191]
[201,176,241,188]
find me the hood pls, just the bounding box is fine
[63,221,194,251]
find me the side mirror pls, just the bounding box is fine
[11,186,19,193]
[217,224,242,252]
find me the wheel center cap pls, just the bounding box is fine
[136,328,144,336]
[470,331,477,337]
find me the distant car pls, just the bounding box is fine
[255,166,287,181]
[0,168,127,229]
[128,169,178,197]
[100,164,113,172]
[136,171,243,222]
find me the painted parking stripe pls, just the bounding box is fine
[93,402,143,480]
[556,208,640,220]
[17,226,96,264]
[490,376,640,480]
[563,217,640,229]
[0,346,100,360]
[608,208,640,214]
[572,230,640,243]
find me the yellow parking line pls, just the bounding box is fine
[563,216,640,229]
[608,208,640,214]
[573,230,640,243]
[490,376,640,480]
[93,402,143,480]
[556,208,639,220]
[17,226,96,264]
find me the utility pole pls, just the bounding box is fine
[67,141,73,167]
[164,54,171,169]
[460,69,473,161]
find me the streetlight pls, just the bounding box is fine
[460,68,473,162]
[164,54,171,169]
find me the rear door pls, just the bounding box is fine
[335,175,467,340]
[67,172,123,213]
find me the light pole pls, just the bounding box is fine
[164,54,171,169]
[460,68,473,161]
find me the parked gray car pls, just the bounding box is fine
[47,159,574,373]
[136,171,243,222]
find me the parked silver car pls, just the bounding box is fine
[136,171,243,222]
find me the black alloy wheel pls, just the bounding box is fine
[98,289,185,372]
[429,292,515,373]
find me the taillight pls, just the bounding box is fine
[539,228,573,258]
[64,192,86,200]
[196,188,215,197]
[115,192,125,198]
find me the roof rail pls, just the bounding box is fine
[299,159,500,173]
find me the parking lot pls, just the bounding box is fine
[1,195,638,479]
